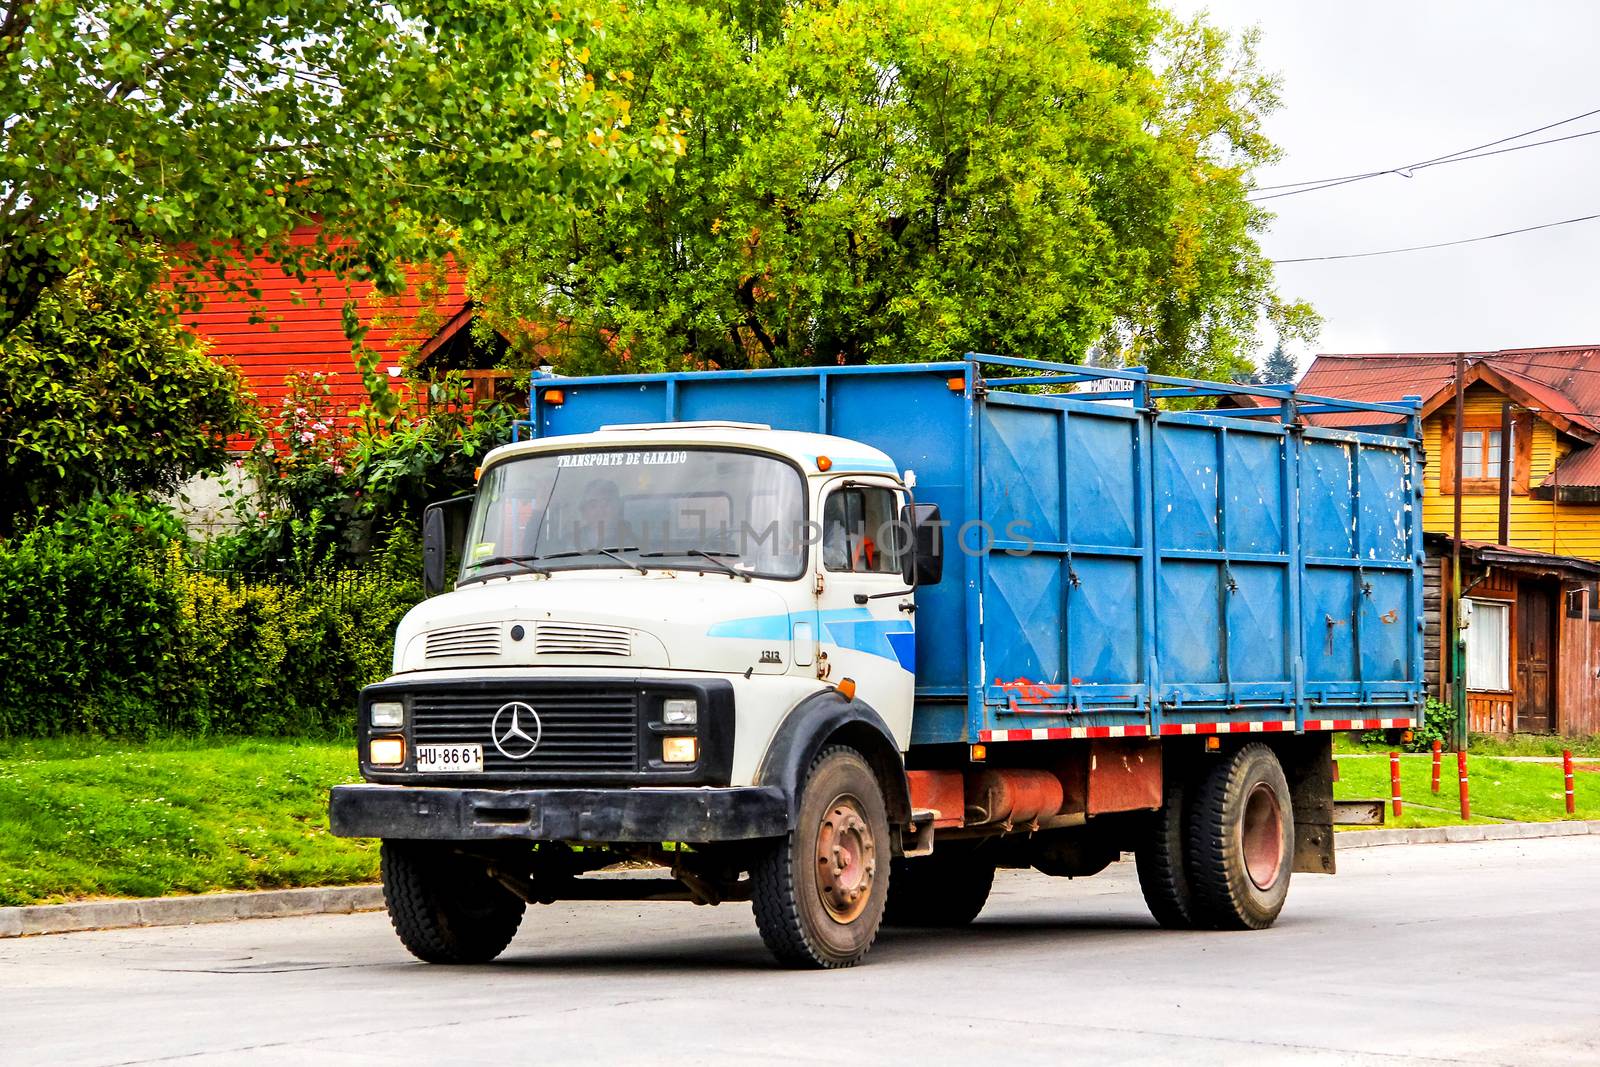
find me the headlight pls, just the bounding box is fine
[370,701,405,728]
[662,698,698,726]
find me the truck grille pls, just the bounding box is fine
[410,688,639,774]
[425,624,502,659]
[534,622,632,657]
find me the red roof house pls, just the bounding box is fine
[179,225,510,427]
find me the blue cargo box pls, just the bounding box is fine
[523,356,1425,746]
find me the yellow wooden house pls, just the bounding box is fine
[1290,348,1600,737]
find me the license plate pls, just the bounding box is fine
[415,744,483,773]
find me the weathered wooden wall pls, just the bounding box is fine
[1558,585,1600,735]
[1424,556,1443,697]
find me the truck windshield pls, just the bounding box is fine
[461,447,808,581]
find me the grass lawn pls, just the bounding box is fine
[2,736,1594,906]
[0,737,376,907]
[1333,751,1599,830]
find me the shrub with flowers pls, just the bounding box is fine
[213,362,514,572]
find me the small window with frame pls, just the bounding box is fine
[1569,581,1600,622]
[821,486,903,575]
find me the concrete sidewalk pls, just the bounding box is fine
[7,818,1600,940]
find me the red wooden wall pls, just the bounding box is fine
[179,226,469,430]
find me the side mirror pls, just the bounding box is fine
[900,503,944,587]
[422,496,474,596]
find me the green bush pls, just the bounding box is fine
[0,501,422,739]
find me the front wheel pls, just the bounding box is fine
[750,746,891,968]
[380,840,526,964]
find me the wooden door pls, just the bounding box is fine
[1516,584,1555,733]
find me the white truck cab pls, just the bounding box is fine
[389,423,923,782]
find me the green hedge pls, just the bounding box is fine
[0,503,421,738]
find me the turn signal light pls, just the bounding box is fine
[836,677,856,702]
[969,743,987,762]
[1205,736,1221,752]
[544,388,565,406]
[1402,729,1415,743]
[816,455,832,471]
[370,737,405,766]
[662,737,698,763]
[947,376,965,392]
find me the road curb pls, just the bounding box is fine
[0,884,384,939]
[1337,819,1600,849]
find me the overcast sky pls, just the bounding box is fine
[1172,0,1600,370]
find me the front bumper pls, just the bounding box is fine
[328,783,788,843]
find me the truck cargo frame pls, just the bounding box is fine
[522,353,1426,745]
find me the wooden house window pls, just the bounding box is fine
[1465,598,1511,691]
[1459,429,1503,480]
[1568,581,1600,622]
[1438,410,1533,495]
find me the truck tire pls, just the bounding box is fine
[1185,743,1294,930]
[380,840,526,964]
[750,745,891,968]
[1135,771,1198,929]
[883,850,995,927]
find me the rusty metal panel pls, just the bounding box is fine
[1086,739,1161,815]
[1333,800,1387,826]
[906,770,965,828]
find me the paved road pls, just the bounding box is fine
[4,837,1598,1066]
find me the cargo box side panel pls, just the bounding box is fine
[1298,428,1422,709]
[978,396,1149,734]
[1153,414,1296,722]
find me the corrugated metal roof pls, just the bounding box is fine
[1423,532,1600,578]
[1294,347,1600,485]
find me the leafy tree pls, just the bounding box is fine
[0,253,258,532]
[1260,341,1298,384]
[471,0,1317,378]
[0,0,682,340]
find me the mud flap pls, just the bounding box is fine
[1280,733,1336,875]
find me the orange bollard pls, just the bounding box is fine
[1457,750,1471,821]
[1564,750,1576,815]
[1389,751,1403,818]
[1431,740,1442,793]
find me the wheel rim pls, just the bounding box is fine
[814,792,877,924]
[1241,782,1284,891]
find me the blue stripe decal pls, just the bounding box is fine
[807,454,899,475]
[707,608,914,670]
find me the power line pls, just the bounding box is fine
[1250,127,1600,203]
[1272,211,1600,264]
[1249,105,1600,201]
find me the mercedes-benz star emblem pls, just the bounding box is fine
[490,701,543,760]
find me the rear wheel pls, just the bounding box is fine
[883,849,995,928]
[750,746,891,968]
[1135,769,1198,929]
[380,841,526,964]
[1186,743,1294,930]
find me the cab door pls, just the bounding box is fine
[814,478,916,745]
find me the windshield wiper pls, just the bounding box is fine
[639,548,752,582]
[461,554,551,584]
[537,545,649,575]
